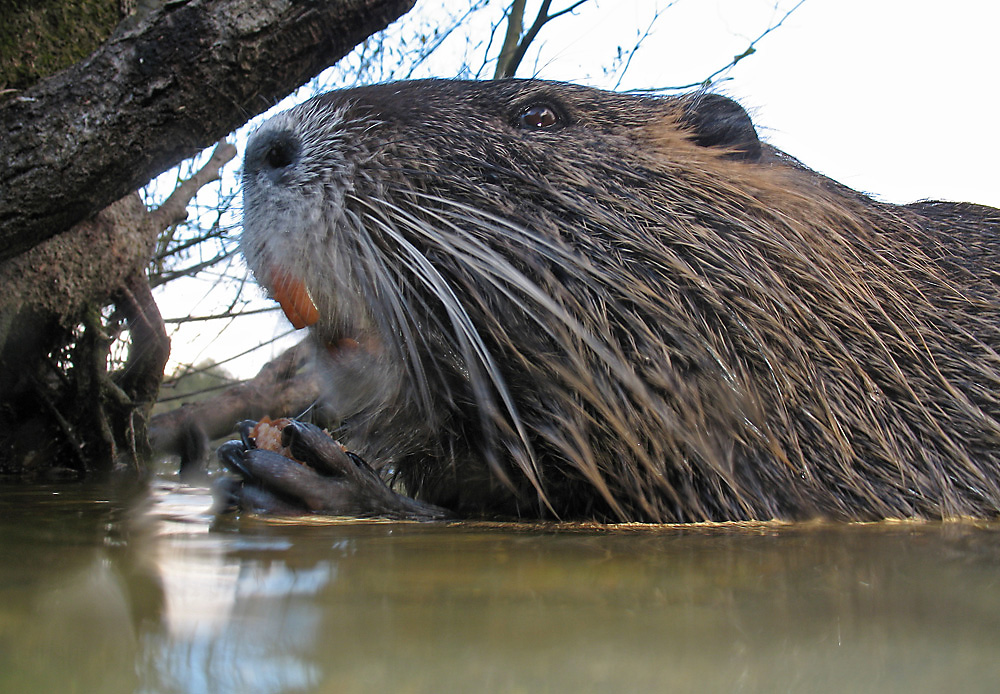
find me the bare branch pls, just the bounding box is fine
[150,342,321,455]
[164,328,300,384]
[0,0,417,262]
[163,306,280,325]
[153,226,230,265]
[495,0,591,79]
[401,0,494,80]
[493,0,526,79]
[149,141,238,233]
[611,2,678,90]
[150,249,237,288]
[641,0,807,92]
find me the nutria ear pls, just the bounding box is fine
[679,94,762,161]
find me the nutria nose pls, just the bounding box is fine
[245,128,301,182]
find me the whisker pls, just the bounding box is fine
[353,196,546,499]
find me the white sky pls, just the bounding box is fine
[519,0,998,207]
[158,0,999,380]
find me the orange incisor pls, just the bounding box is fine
[269,270,319,329]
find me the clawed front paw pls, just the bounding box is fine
[215,419,451,520]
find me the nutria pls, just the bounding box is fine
[218,78,1000,523]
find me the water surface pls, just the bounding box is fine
[1,480,998,693]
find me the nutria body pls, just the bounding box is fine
[233,79,1000,522]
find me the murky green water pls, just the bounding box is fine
[1,480,999,694]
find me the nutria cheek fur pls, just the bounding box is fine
[236,78,1000,523]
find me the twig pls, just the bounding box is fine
[638,0,807,92]
[163,305,280,324]
[497,0,591,78]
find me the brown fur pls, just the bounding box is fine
[240,79,1000,522]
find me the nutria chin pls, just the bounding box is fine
[217,78,1000,523]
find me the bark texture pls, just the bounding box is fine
[0,142,234,476]
[0,0,417,261]
[0,0,120,92]
[150,341,322,478]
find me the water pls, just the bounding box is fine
[1,480,999,694]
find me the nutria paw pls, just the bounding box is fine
[216,421,452,520]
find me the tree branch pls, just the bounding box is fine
[0,0,417,262]
[644,0,807,91]
[163,306,279,324]
[150,249,237,287]
[497,0,590,78]
[493,0,526,79]
[150,341,321,462]
[149,140,238,232]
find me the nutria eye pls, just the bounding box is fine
[518,104,560,129]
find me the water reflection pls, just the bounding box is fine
[1,481,999,693]
[0,483,157,693]
[143,525,327,693]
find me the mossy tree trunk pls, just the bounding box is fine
[1,0,418,261]
[0,0,416,477]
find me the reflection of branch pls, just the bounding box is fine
[643,0,807,92]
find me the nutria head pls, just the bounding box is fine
[241,79,1000,522]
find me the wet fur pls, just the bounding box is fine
[241,79,1000,522]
